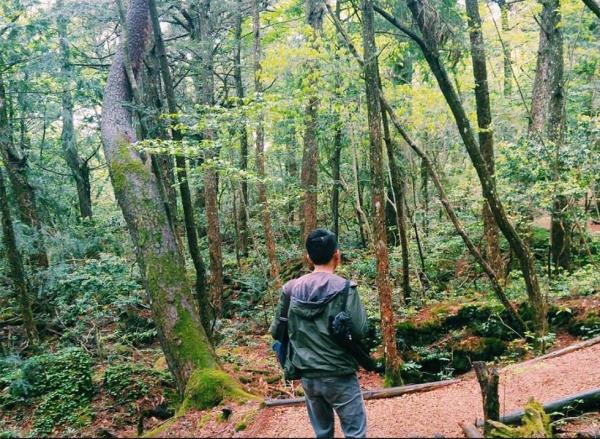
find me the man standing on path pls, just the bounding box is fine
[271,228,369,438]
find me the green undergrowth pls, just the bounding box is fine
[0,348,94,435]
[392,296,598,383]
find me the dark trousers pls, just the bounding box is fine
[301,374,367,438]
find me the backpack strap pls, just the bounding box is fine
[280,291,291,320]
[340,280,351,311]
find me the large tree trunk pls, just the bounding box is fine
[301,0,323,251]
[57,0,93,219]
[234,0,250,257]
[0,166,37,344]
[377,0,546,335]
[100,0,235,402]
[466,0,504,281]
[194,0,224,313]
[0,79,48,268]
[252,0,281,290]
[529,0,570,272]
[360,0,403,386]
[148,0,212,334]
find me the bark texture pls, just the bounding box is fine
[360,0,403,386]
[100,0,222,399]
[0,166,37,344]
[473,361,500,435]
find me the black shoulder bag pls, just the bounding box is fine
[272,293,291,367]
[328,281,378,372]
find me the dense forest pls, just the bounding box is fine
[0,0,599,436]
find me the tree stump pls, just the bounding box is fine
[473,361,500,435]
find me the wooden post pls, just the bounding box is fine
[473,361,500,435]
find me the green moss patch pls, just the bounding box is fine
[180,369,254,412]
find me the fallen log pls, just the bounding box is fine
[475,387,600,427]
[459,421,483,438]
[514,335,600,368]
[264,378,459,407]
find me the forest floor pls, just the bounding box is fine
[149,338,600,438]
[242,341,600,438]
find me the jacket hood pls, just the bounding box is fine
[283,272,356,319]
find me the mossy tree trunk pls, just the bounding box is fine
[465,0,504,281]
[57,0,93,219]
[0,165,38,344]
[148,0,212,335]
[360,0,403,386]
[100,0,243,403]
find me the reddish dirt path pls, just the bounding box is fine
[242,342,600,438]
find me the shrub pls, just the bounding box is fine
[103,363,173,404]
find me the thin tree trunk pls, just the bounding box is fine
[360,0,403,386]
[234,0,249,257]
[352,137,372,245]
[382,109,411,301]
[301,0,323,251]
[148,0,211,334]
[331,1,343,238]
[466,0,504,280]
[195,0,224,313]
[376,1,546,335]
[529,0,570,272]
[57,0,93,219]
[331,125,342,237]
[0,166,37,344]
[498,0,512,96]
[0,77,48,268]
[420,156,429,236]
[101,0,222,398]
[253,0,282,290]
